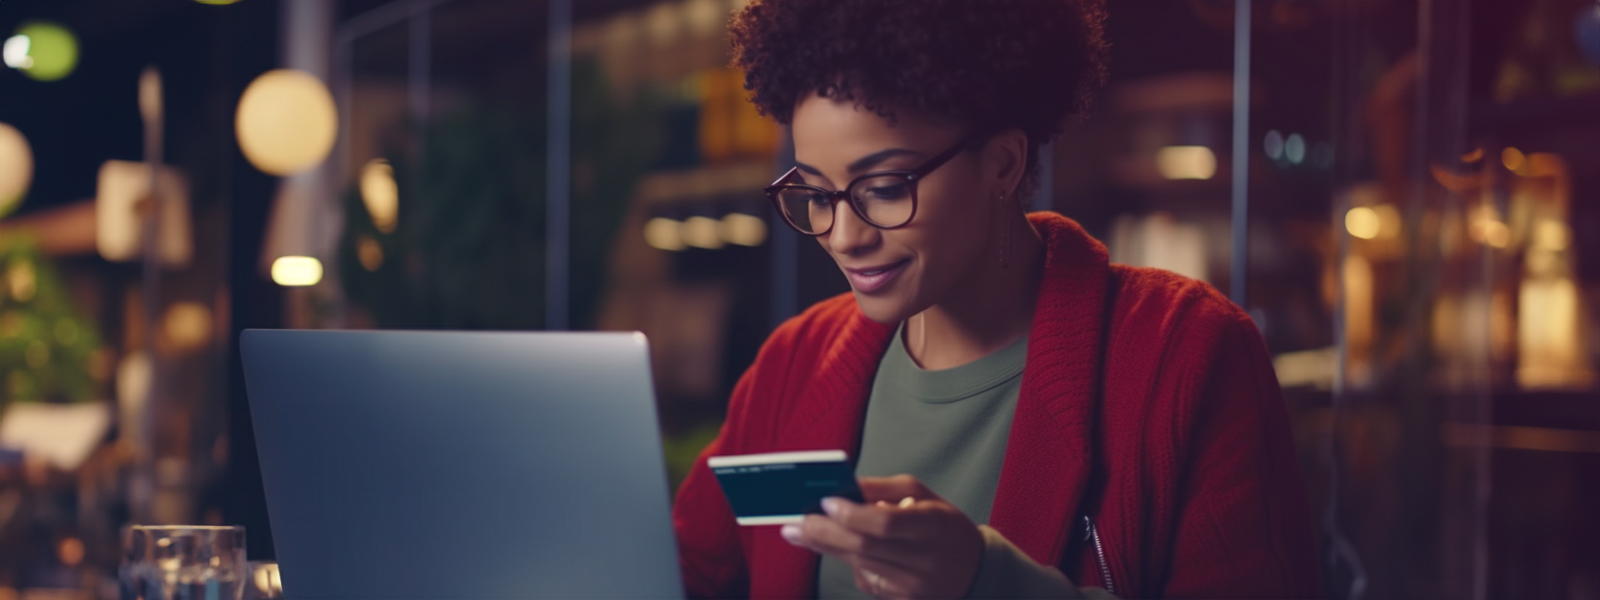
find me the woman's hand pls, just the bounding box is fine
[780,475,984,600]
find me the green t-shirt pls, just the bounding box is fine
[816,324,1027,599]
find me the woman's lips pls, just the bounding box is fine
[843,259,910,294]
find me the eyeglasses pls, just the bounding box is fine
[764,132,985,236]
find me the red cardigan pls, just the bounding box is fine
[672,212,1321,599]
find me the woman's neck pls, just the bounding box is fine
[905,212,1046,371]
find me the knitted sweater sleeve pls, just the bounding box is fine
[1160,314,1322,599]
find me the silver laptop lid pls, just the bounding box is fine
[241,330,684,599]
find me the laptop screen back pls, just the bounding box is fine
[242,330,684,599]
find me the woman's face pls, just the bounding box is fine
[789,93,1020,324]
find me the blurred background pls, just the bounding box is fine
[0,0,1596,598]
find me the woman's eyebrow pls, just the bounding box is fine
[847,148,921,173]
[793,148,923,178]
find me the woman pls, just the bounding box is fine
[672,1,1321,598]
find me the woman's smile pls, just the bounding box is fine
[840,258,911,294]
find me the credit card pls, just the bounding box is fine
[707,450,864,525]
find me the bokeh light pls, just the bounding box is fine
[1263,130,1284,160]
[57,537,85,567]
[1156,146,1217,180]
[1502,147,1526,171]
[270,256,323,287]
[7,261,35,302]
[719,213,767,247]
[682,216,724,249]
[356,235,384,271]
[6,21,79,81]
[235,69,338,176]
[1470,212,1512,249]
[163,302,214,353]
[2,35,30,69]
[1372,203,1401,239]
[0,122,32,216]
[360,159,399,233]
[94,160,193,266]
[1534,219,1570,251]
[252,562,283,597]
[1345,206,1380,240]
[1284,133,1307,164]
[644,218,685,252]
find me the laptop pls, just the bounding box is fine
[241,330,685,599]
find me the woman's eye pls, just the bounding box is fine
[863,184,908,200]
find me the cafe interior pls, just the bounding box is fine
[0,0,1597,597]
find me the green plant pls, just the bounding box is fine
[339,57,665,330]
[0,235,102,407]
[340,106,548,329]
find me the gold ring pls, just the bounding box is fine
[897,496,915,509]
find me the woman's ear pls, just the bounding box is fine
[982,128,1030,201]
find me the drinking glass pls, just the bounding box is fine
[120,525,246,600]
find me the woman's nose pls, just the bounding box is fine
[824,200,880,258]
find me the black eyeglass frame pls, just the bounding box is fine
[763,131,988,236]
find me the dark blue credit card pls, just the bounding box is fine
[708,450,865,525]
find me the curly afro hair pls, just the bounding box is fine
[729,0,1109,197]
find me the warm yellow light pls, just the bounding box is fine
[643,218,685,252]
[95,160,194,266]
[253,561,282,596]
[163,302,213,353]
[720,213,767,246]
[1518,277,1589,389]
[1527,248,1559,276]
[6,261,34,302]
[682,216,725,249]
[1345,207,1380,240]
[270,256,323,286]
[57,537,85,567]
[0,122,32,216]
[195,0,244,4]
[1372,204,1401,239]
[8,22,78,82]
[1343,255,1374,384]
[1534,219,1570,251]
[1472,219,1511,249]
[356,235,384,271]
[255,565,271,596]
[1501,147,1525,172]
[1526,153,1564,178]
[1156,146,1216,180]
[360,159,399,233]
[236,69,337,176]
